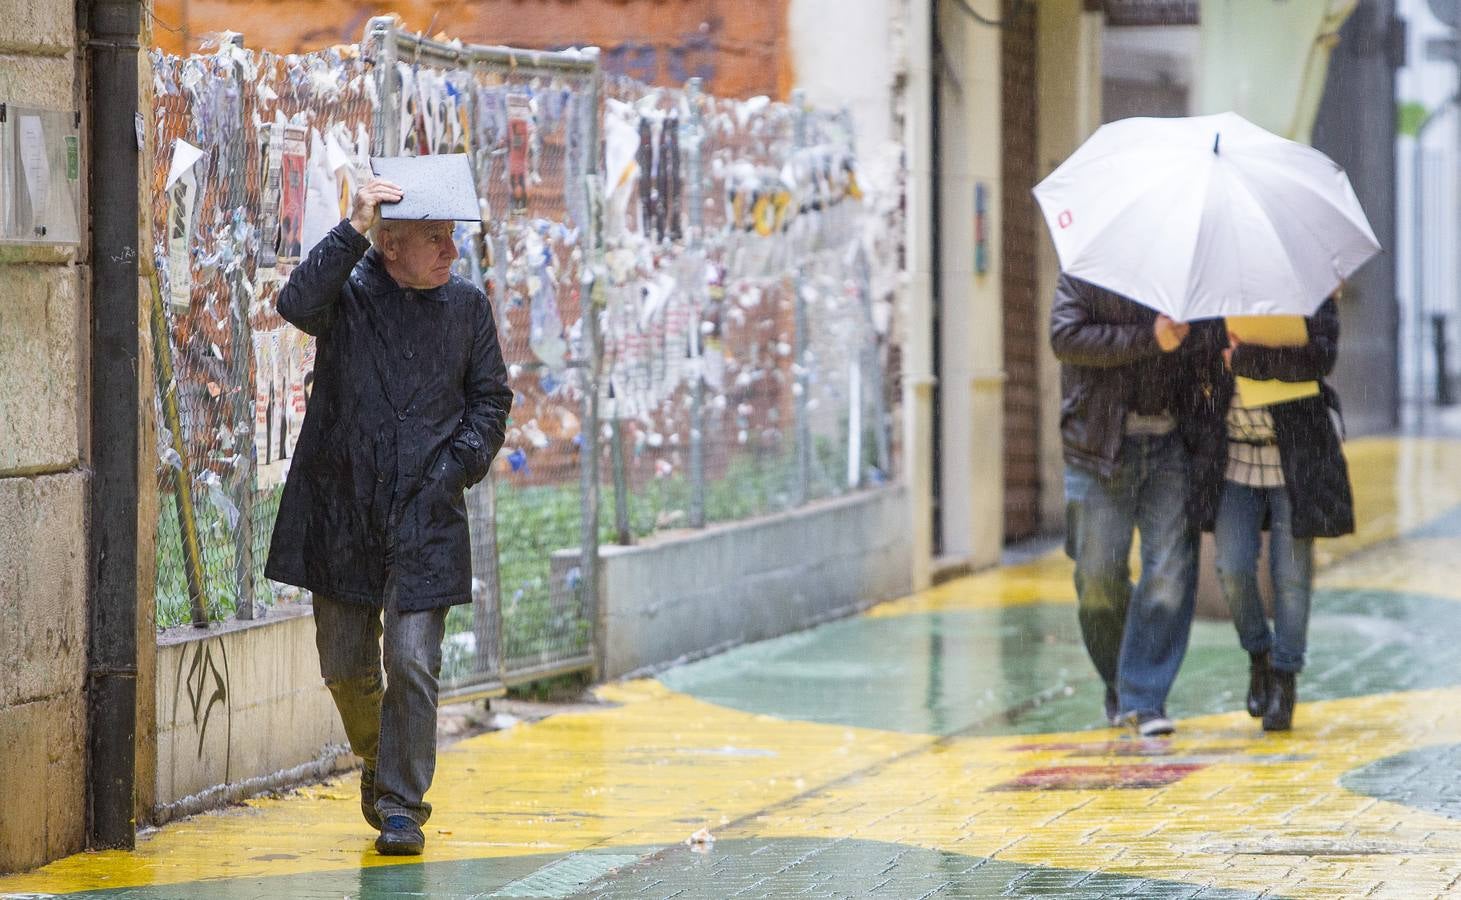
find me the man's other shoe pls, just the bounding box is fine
[360,766,381,831]
[376,815,425,855]
[1263,670,1296,732]
[1246,651,1272,718]
[1135,711,1175,737]
[1104,684,1121,727]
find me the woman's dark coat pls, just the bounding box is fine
[1178,298,1354,540]
[264,220,513,610]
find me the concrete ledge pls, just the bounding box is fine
[586,486,912,680]
[154,604,352,819]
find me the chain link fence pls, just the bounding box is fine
[595,80,897,542]
[147,20,898,698]
[362,22,602,689]
[149,41,379,629]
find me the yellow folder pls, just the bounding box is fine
[1225,315,1320,408]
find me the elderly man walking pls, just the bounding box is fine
[265,176,512,855]
[1051,273,1198,738]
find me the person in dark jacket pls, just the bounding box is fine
[264,177,512,855]
[1051,274,1199,738]
[1179,297,1353,732]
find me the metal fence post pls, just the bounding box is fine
[468,472,504,681]
[580,69,604,676]
[146,267,210,627]
[225,37,258,620]
[791,90,811,507]
[686,77,707,528]
[843,105,889,485]
[610,414,631,544]
[369,17,400,156]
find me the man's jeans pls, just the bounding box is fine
[1065,432,1198,717]
[314,579,448,826]
[1214,481,1314,674]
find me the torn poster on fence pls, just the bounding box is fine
[276,123,307,269]
[256,120,284,270]
[165,139,206,310]
[253,327,315,488]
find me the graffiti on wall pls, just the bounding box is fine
[173,638,232,780]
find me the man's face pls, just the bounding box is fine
[381,221,458,289]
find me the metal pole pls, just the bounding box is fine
[226,40,257,620]
[148,270,210,627]
[87,0,143,851]
[610,415,631,544]
[580,71,604,673]
[791,91,811,506]
[368,17,401,157]
[469,473,504,680]
[1412,99,1454,418]
[1436,313,1455,406]
[839,103,887,485]
[687,78,707,527]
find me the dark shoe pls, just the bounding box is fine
[376,815,425,855]
[1104,684,1120,727]
[1263,670,1296,732]
[1134,710,1175,737]
[360,765,381,831]
[1246,651,1272,718]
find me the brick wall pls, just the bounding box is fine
[1000,1,1040,542]
[152,0,792,99]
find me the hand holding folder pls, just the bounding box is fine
[1225,315,1321,408]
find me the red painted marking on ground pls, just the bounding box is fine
[988,763,1206,791]
[1005,740,1173,755]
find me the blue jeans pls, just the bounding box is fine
[1065,432,1198,717]
[314,572,449,826]
[1214,481,1314,674]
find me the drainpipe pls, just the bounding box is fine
[85,0,142,850]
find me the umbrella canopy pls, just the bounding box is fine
[1033,112,1380,321]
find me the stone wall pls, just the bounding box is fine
[587,487,912,679]
[153,608,351,822]
[0,0,88,872]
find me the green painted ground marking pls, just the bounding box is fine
[579,838,1274,899]
[487,853,642,897]
[46,840,1273,899]
[660,589,1461,736]
[1342,743,1461,821]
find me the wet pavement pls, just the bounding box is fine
[7,434,1461,898]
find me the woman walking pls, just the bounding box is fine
[1183,295,1354,731]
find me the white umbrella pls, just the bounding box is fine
[1033,111,1380,321]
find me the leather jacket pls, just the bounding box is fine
[1049,274,1182,478]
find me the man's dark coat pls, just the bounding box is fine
[264,221,513,610]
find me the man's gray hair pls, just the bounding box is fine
[369,218,408,248]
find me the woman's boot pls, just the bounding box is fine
[1263,670,1296,732]
[1247,651,1271,718]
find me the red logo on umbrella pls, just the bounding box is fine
[1058,210,1073,229]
